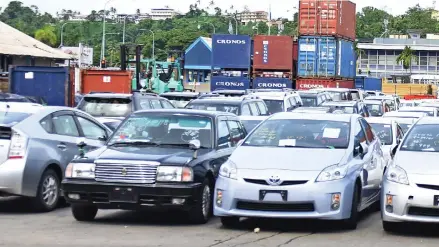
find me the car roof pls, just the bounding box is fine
[383,111,427,118]
[84,93,133,98]
[399,106,436,111]
[365,117,394,124]
[211,90,246,95]
[322,101,357,106]
[298,91,321,96]
[417,117,439,125]
[269,112,355,122]
[133,108,236,117]
[238,115,269,121]
[189,96,260,104]
[292,106,332,112]
[160,92,200,97]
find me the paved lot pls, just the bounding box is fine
[1,197,439,247]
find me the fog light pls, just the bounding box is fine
[331,193,341,210]
[68,193,80,200]
[386,194,393,213]
[172,198,185,205]
[216,189,223,206]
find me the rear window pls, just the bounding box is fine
[301,96,317,107]
[185,102,239,114]
[263,100,284,114]
[77,97,132,117]
[0,112,31,125]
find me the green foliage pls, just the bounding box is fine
[35,25,57,46]
[396,46,416,71]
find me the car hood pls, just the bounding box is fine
[230,146,347,171]
[394,151,439,175]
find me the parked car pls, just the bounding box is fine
[382,117,439,232]
[321,101,371,117]
[365,96,399,111]
[365,91,385,97]
[62,109,247,223]
[349,89,363,101]
[398,106,439,117]
[0,103,112,212]
[363,100,391,117]
[399,100,416,108]
[298,91,328,107]
[214,112,385,230]
[248,91,303,114]
[238,115,268,133]
[185,95,269,116]
[387,117,418,133]
[311,88,353,101]
[0,93,33,103]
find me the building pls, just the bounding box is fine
[183,37,212,92]
[150,8,178,20]
[236,11,269,25]
[357,35,439,84]
[116,13,151,23]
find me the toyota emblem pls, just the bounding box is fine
[121,167,127,176]
[267,175,282,186]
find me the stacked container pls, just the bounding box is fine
[252,35,294,89]
[296,0,357,90]
[210,34,252,91]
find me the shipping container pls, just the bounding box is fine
[212,34,251,69]
[253,35,293,71]
[210,76,250,91]
[9,66,71,106]
[253,77,293,89]
[297,36,355,79]
[81,69,132,94]
[298,0,356,41]
[355,77,382,91]
[296,78,354,90]
[292,40,298,79]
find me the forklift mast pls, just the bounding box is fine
[120,44,144,90]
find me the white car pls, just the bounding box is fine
[382,117,439,232]
[398,106,439,117]
[383,111,427,119]
[248,91,303,114]
[365,91,385,97]
[365,96,399,111]
[238,115,268,133]
[384,117,418,134]
[399,100,416,108]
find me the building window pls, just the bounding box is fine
[420,56,428,66]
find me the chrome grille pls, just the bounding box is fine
[95,160,160,184]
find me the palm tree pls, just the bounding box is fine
[397,46,416,74]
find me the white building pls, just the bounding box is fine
[236,11,268,25]
[150,8,178,20]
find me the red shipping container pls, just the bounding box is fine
[296,78,354,90]
[253,35,293,71]
[298,0,356,41]
[81,69,132,94]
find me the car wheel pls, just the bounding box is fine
[71,205,98,221]
[342,183,360,230]
[188,179,212,224]
[383,221,399,233]
[220,217,240,228]
[32,169,60,212]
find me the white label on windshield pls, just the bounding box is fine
[323,128,341,138]
[384,125,391,128]
[206,107,216,111]
[279,139,296,146]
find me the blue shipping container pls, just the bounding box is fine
[355,77,382,91]
[9,66,69,106]
[210,76,250,91]
[184,37,212,70]
[253,77,293,89]
[298,36,356,79]
[212,34,251,69]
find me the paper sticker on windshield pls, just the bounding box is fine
[206,107,216,111]
[322,128,341,138]
[279,139,296,146]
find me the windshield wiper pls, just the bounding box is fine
[108,141,160,147]
[160,143,209,149]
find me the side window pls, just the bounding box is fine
[284,98,292,111]
[288,97,297,108]
[139,99,152,109]
[359,118,375,143]
[52,115,79,137]
[161,100,175,109]
[217,120,231,149]
[396,126,403,141]
[249,103,260,116]
[150,99,163,109]
[227,120,246,146]
[40,115,53,133]
[76,116,107,140]
[256,101,268,115]
[354,120,367,156]
[241,104,251,116]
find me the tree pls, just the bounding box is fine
[35,25,57,46]
[397,46,416,73]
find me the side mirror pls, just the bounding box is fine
[189,139,201,150]
[360,142,369,154]
[98,135,108,142]
[76,137,87,149]
[237,139,244,146]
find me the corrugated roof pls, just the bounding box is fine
[0,21,71,59]
[201,37,212,48]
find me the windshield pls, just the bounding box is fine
[0,112,32,125]
[400,124,439,152]
[327,105,355,114]
[327,92,343,101]
[78,97,132,117]
[365,103,383,116]
[109,114,213,148]
[399,109,434,117]
[263,100,284,114]
[241,120,263,132]
[370,123,393,145]
[162,96,194,108]
[366,92,376,96]
[351,92,360,100]
[385,99,396,110]
[185,103,239,114]
[399,123,412,133]
[301,97,317,107]
[243,119,350,149]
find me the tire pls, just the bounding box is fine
[32,169,61,212]
[342,183,360,230]
[188,179,212,224]
[71,205,98,222]
[383,221,399,233]
[220,217,240,229]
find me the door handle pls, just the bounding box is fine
[57,143,67,150]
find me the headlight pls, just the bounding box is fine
[386,165,409,185]
[65,163,95,179]
[219,160,237,180]
[316,164,348,182]
[156,166,193,182]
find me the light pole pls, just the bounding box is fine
[197,22,215,34]
[229,16,238,35]
[59,22,70,47]
[139,29,154,60]
[123,15,127,43]
[101,0,114,67]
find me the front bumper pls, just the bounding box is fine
[214,175,356,220]
[62,179,202,211]
[0,158,26,196]
[382,177,439,223]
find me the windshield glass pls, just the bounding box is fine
[185,103,239,114]
[399,123,412,133]
[0,112,32,125]
[241,120,263,132]
[365,103,383,116]
[370,123,393,145]
[78,97,132,117]
[109,114,213,148]
[162,96,194,108]
[399,109,434,116]
[400,124,439,152]
[385,99,396,110]
[263,100,284,113]
[327,105,355,114]
[301,97,317,107]
[351,92,360,100]
[243,119,350,148]
[327,92,343,101]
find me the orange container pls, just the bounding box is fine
[81,69,132,94]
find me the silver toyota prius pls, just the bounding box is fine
[214,112,385,230]
[382,117,439,231]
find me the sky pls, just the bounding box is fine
[0,0,434,19]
